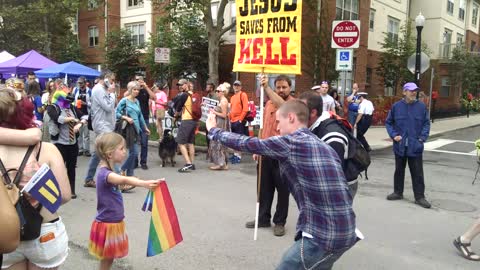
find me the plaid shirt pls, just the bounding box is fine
[209,127,357,251]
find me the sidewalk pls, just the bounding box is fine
[367,113,480,150]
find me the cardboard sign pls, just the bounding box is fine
[233,0,303,74]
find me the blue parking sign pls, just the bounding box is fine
[340,51,350,61]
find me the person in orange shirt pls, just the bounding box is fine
[229,80,249,163]
[245,74,294,237]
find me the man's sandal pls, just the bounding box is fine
[453,237,480,261]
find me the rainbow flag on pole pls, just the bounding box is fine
[142,181,183,257]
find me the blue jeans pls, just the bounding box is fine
[348,111,358,127]
[122,143,139,176]
[140,131,148,165]
[276,237,351,270]
[85,150,100,182]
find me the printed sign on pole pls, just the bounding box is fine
[331,20,360,49]
[336,49,353,71]
[233,0,303,74]
[155,48,170,63]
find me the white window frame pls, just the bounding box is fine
[127,0,143,8]
[447,0,454,15]
[369,9,375,32]
[440,77,450,97]
[459,0,466,20]
[336,0,359,20]
[211,2,219,26]
[87,0,98,10]
[125,22,145,46]
[387,17,400,44]
[473,2,479,26]
[457,33,464,44]
[88,26,99,47]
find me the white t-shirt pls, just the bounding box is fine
[322,94,336,112]
[358,99,374,115]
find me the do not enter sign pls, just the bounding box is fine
[331,20,360,49]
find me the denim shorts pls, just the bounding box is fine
[2,217,69,269]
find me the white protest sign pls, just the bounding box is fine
[201,97,219,123]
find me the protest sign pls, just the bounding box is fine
[233,0,303,74]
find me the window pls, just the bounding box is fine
[87,0,98,10]
[366,68,372,85]
[387,17,400,44]
[447,0,454,15]
[384,86,394,96]
[443,29,452,58]
[471,40,477,52]
[457,33,464,44]
[128,0,143,8]
[125,23,145,46]
[473,3,479,26]
[71,17,78,34]
[369,9,375,31]
[459,0,466,20]
[88,26,99,47]
[336,0,359,20]
[440,77,450,97]
[230,1,236,33]
[211,2,218,26]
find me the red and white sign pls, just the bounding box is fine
[331,20,360,49]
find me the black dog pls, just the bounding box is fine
[159,130,177,167]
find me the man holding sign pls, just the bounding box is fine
[245,74,294,237]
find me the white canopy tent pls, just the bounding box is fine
[0,51,15,64]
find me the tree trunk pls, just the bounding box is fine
[208,32,220,86]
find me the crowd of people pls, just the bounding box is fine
[2,68,476,269]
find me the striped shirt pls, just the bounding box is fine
[208,127,357,251]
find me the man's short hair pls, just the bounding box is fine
[279,100,309,125]
[274,75,292,87]
[207,82,215,88]
[77,76,86,83]
[27,71,35,76]
[98,70,114,80]
[298,91,323,117]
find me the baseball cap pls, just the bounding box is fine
[403,82,419,91]
[357,92,368,97]
[233,80,242,86]
[311,85,320,90]
[177,79,188,86]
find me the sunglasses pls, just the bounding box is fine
[215,90,223,93]
[321,81,329,85]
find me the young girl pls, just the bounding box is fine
[88,132,160,270]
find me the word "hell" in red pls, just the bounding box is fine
[237,37,296,65]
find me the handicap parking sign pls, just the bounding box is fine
[340,51,349,61]
[336,49,353,71]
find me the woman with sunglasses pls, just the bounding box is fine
[208,82,231,170]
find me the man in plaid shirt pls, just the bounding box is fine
[207,100,358,269]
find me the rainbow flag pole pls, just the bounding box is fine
[142,180,183,257]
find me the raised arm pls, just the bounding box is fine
[0,127,41,146]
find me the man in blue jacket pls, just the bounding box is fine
[385,82,431,208]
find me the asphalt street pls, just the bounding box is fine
[59,127,480,269]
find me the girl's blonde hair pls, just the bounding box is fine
[218,82,231,94]
[95,132,125,170]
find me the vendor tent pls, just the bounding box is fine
[0,50,56,76]
[35,61,100,79]
[0,51,15,63]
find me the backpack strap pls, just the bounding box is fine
[0,145,35,186]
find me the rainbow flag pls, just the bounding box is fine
[142,181,183,257]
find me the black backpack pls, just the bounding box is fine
[319,118,371,181]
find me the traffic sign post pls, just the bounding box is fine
[155,47,170,64]
[331,20,360,49]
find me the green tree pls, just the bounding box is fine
[376,20,429,95]
[104,29,142,86]
[302,0,338,85]
[144,15,209,87]
[0,0,81,62]
[451,46,480,97]
[153,0,234,85]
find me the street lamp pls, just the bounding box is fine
[415,12,425,98]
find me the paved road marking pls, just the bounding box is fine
[424,139,476,156]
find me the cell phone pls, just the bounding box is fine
[104,78,111,88]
